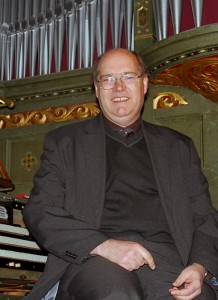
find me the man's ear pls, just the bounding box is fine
[95,83,99,98]
[143,75,148,93]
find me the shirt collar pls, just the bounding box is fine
[103,115,141,137]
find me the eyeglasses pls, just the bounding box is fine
[97,72,144,90]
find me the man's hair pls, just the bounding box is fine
[92,49,148,82]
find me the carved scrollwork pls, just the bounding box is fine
[0,96,16,109]
[153,92,188,109]
[0,102,100,129]
[151,56,218,103]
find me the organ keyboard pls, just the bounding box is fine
[0,193,47,296]
[0,223,29,236]
[0,219,47,271]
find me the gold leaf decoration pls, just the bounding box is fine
[137,6,148,27]
[0,96,16,109]
[153,92,188,109]
[21,152,37,171]
[151,56,218,103]
[0,102,100,129]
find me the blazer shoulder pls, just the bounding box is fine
[46,114,101,140]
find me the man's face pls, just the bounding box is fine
[95,49,148,127]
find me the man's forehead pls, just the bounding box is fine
[98,52,138,73]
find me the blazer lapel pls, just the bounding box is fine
[80,115,106,227]
[142,122,191,265]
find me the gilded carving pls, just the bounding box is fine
[0,102,100,130]
[153,92,188,109]
[0,96,16,109]
[135,1,152,40]
[151,56,218,103]
[21,152,37,171]
[137,6,148,27]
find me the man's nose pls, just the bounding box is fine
[113,78,125,90]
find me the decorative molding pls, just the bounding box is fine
[149,48,218,76]
[137,5,148,27]
[151,56,218,103]
[11,86,93,103]
[0,102,100,130]
[21,152,37,171]
[135,0,151,39]
[0,96,16,109]
[141,24,218,79]
[153,92,188,109]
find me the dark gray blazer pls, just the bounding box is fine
[23,114,218,299]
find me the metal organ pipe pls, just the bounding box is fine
[0,0,207,80]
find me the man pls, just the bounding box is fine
[23,48,218,299]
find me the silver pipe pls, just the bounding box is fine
[169,0,183,34]
[110,0,122,48]
[83,1,90,68]
[45,0,55,74]
[21,0,30,78]
[1,20,9,80]
[1,33,7,80]
[29,0,39,77]
[87,0,97,66]
[101,0,109,53]
[29,22,38,77]
[54,2,65,72]
[9,0,17,29]
[124,0,133,50]
[14,0,23,79]
[2,0,9,23]
[65,0,77,70]
[76,1,85,68]
[15,30,22,79]
[191,0,204,27]
[37,2,46,76]
[131,13,134,50]
[5,33,15,80]
[118,0,124,48]
[44,10,55,74]
[152,0,162,41]
[96,0,109,55]
[16,0,25,78]
[155,0,169,40]
[38,23,46,75]
[96,0,102,55]
[21,27,29,78]
[0,0,4,24]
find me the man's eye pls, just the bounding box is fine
[123,74,135,80]
[102,77,114,83]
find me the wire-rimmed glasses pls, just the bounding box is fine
[97,72,144,90]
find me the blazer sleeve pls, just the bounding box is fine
[186,139,218,277]
[23,131,108,265]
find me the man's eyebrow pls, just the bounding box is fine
[100,72,137,77]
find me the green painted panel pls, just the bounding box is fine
[143,84,218,209]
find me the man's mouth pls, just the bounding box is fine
[112,97,129,102]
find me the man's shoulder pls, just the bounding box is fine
[47,114,101,138]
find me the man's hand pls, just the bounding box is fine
[90,239,155,271]
[169,263,205,300]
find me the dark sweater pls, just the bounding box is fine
[100,126,173,243]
